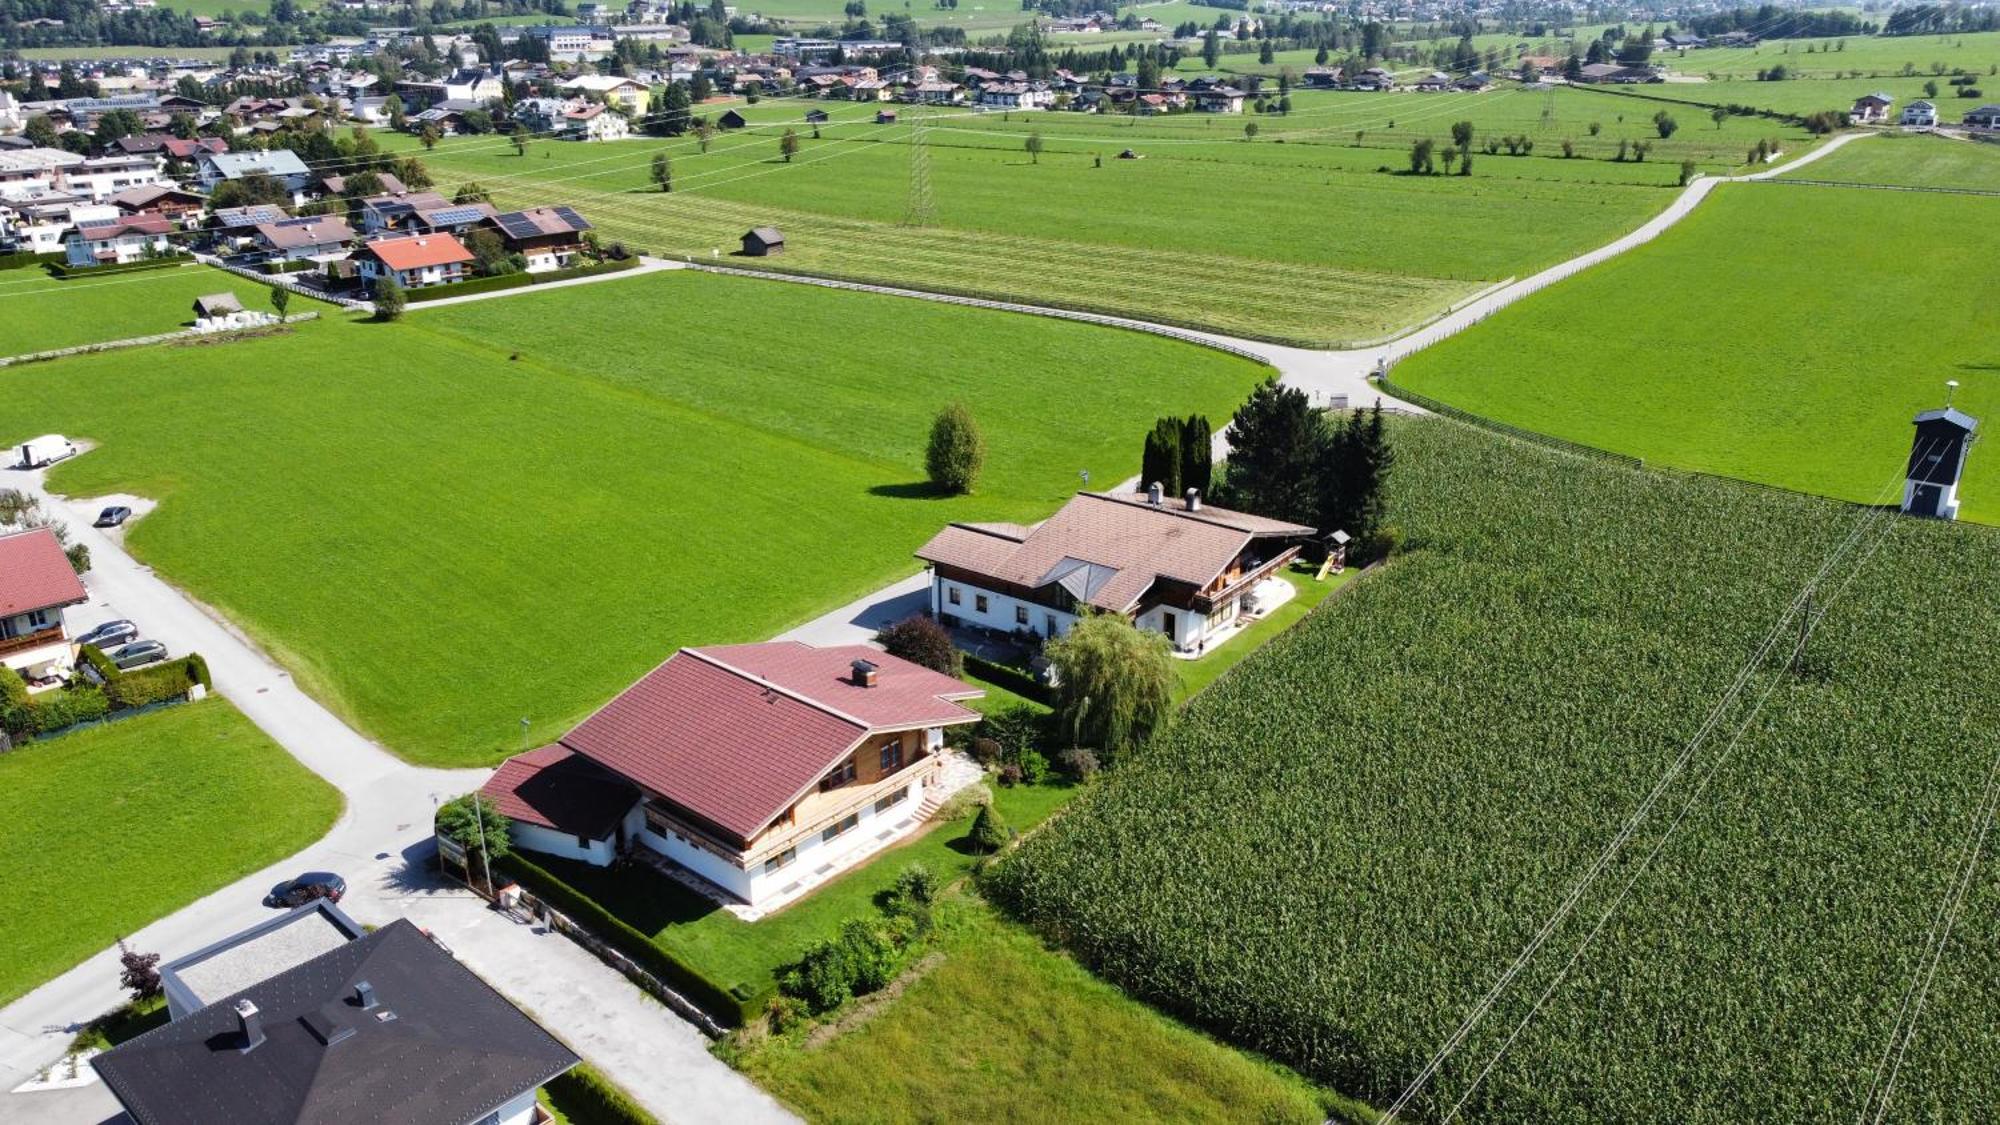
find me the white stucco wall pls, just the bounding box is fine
[933,576,1075,638]
[511,821,617,867]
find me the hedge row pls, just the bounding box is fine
[2,649,212,738]
[542,1064,661,1125]
[404,256,642,304]
[259,259,316,275]
[0,666,110,736]
[494,851,771,1027]
[47,255,194,279]
[0,250,64,271]
[963,652,1050,704]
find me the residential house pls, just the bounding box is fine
[194,149,312,200]
[0,147,86,195]
[1964,104,2000,130]
[1350,66,1397,91]
[1190,85,1246,113]
[409,199,498,235]
[1575,62,1661,84]
[252,214,356,262]
[1851,92,1894,123]
[357,232,474,289]
[107,183,205,223]
[0,193,115,255]
[488,206,591,272]
[359,190,454,235]
[481,642,984,905]
[976,82,1054,110]
[318,170,407,197]
[208,203,290,249]
[64,214,174,265]
[916,487,1316,653]
[0,527,89,688]
[565,102,630,141]
[1413,71,1453,91]
[94,915,578,1125]
[1900,99,1938,127]
[1455,71,1493,92]
[1302,66,1343,88]
[907,80,964,105]
[559,74,648,115]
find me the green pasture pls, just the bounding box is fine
[6,271,1266,766]
[1392,180,2000,520]
[1639,72,1988,117]
[12,44,252,60]
[0,700,342,1005]
[1776,131,2000,190]
[1666,29,2000,81]
[0,265,283,356]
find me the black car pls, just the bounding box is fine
[94,506,133,528]
[266,871,347,908]
[106,640,168,670]
[75,620,139,650]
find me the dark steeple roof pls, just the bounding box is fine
[93,919,578,1125]
[1913,406,1979,433]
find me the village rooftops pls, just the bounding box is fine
[491,205,592,240]
[561,642,983,842]
[362,232,474,270]
[320,170,405,195]
[916,491,1315,615]
[0,527,88,617]
[254,214,355,250]
[212,203,289,229]
[197,148,309,180]
[93,920,578,1125]
[482,743,638,838]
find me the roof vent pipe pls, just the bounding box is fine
[235,998,265,1052]
[1147,482,1163,506]
[1185,488,1201,512]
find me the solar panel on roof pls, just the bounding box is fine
[551,205,589,231]
[494,212,542,239]
[424,206,486,226]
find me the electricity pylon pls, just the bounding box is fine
[903,104,935,227]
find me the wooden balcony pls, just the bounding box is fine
[0,626,64,659]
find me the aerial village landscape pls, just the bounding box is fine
[0,0,1997,1121]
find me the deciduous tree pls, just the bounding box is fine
[875,615,962,677]
[1045,614,1176,757]
[925,402,985,494]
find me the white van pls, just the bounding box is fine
[16,434,78,468]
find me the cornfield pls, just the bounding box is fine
[991,419,2000,1121]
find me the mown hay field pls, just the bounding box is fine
[992,418,2000,1121]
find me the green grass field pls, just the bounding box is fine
[6,271,1266,766]
[400,86,1776,344]
[13,44,252,61]
[0,700,342,1005]
[1391,180,2000,520]
[736,898,1339,1124]
[1776,130,2000,189]
[1666,30,2000,81]
[0,265,283,356]
[1172,564,1351,703]
[532,779,1075,1000]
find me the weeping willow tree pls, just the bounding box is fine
[1045,613,1177,759]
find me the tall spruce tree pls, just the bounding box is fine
[1179,414,1212,498]
[1218,379,1322,525]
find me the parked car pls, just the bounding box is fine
[94,506,133,528]
[75,620,139,650]
[106,640,168,670]
[266,871,347,908]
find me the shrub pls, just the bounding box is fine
[767,994,810,1035]
[874,614,962,677]
[77,643,119,684]
[933,782,992,822]
[841,918,899,994]
[374,277,406,321]
[785,936,858,1012]
[1058,746,1101,781]
[66,541,90,574]
[968,803,1012,853]
[888,862,940,910]
[118,941,162,1001]
[925,402,985,494]
[436,793,513,862]
[969,736,1003,765]
[997,763,1024,787]
[103,658,206,709]
[543,1063,663,1125]
[1018,746,1051,786]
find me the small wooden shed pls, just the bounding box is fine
[804,108,830,124]
[716,109,748,130]
[741,227,785,257]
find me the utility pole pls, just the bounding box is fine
[472,795,494,899]
[1791,591,1813,676]
[903,103,935,227]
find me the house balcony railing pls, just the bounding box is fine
[0,626,65,659]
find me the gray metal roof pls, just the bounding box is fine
[1914,407,1979,432]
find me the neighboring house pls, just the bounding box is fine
[0,527,88,686]
[158,900,365,1019]
[717,108,748,129]
[107,183,205,223]
[1851,92,1893,122]
[1350,66,1397,91]
[1190,86,1246,113]
[1965,104,2000,130]
[481,642,985,905]
[94,916,578,1125]
[976,82,1054,109]
[194,149,311,199]
[1413,71,1453,91]
[1900,99,1938,127]
[318,170,406,197]
[0,194,116,255]
[61,153,165,202]
[208,203,291,248]
[741,225,783,256]
[488,206,591,272]
[565,102,630,141]
[252,214,356,261]
[359,189,453,234]
[64,214,173,265]
[410,200,497,235]
[357,232,474,289]
[559,74,648,114]
[916,487,1316,653]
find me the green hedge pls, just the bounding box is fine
[106,656,209,710]
[0,681,110,737]
[532,256,641,284]
[259,259,316,275]
[495,851,769,1027]
[46,254,193,279]
[543,1064,661,1125]
[0,250,64,271]
[963,653,1050,704]
[2,647,211,738]
[405,271,532,303]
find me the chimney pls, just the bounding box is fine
[850,659,879,687]
[235,998,265,1052]
[354,980,377,1010]
[1147,481,1163,506]
[1185,488,1201,512]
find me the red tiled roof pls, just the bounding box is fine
[480,744,638,838]
[561,643,982,841]
[363,233,473,270]
[0,528,88,617]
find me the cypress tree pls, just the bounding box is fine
[1179,414,1212,498]
[1141,417,1182,495]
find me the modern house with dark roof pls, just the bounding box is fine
[159,900,366,1019]
[487,206,592,272]
[0,526,89,686]
[916,487,1315,655]
[482,641,983,906]
[95,918,577,1125]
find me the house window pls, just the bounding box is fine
[821,759,856,790]
[26,609,51,629]
[880,740,903,773]
[875,786,910,814]
[1045,613,1058,636]
[975,594,989,613]
[765,847,796,874]
[1015,605,1029,625]
[823,813,859,843]
[947,586,961,606]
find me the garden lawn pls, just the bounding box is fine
[736,899,1341,1125]
[1173,565,1353,703]
[7,270,1265,766]
[1775,131,2000,190]
[1390,181,2000,521]
[529,779,1077,1002]
[0,264,280,356]
[0,700,342,1005]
